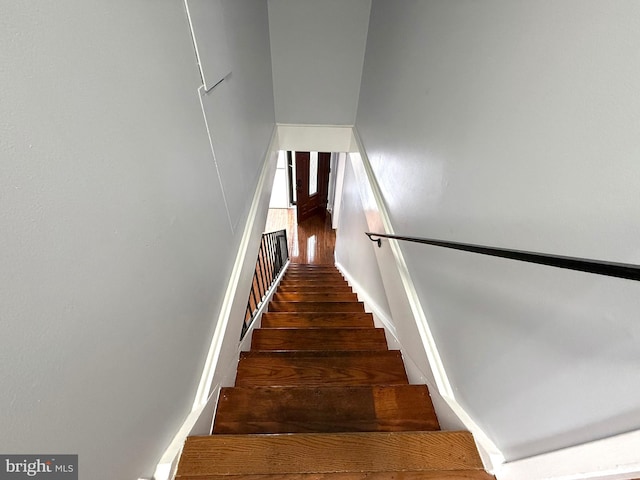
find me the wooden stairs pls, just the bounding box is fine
[176,263,493,479]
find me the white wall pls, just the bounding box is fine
[335,160,392,324]
[268,0,371,125]
[356,0,640,462]
[0,2,274,479]
[269,151,288,208]
[331,153,348,229]
[326,152,339,215]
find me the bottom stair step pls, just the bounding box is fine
[176,431,486,477]
[213,385,440,434]
[177,472,495,480]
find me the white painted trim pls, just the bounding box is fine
[276,124,356,153]
[498,429,640,480]
[197,85,234,231]
[184,0,230,93]
[350,128,505,473]
[183,0,206,87]
[277,122,356,128]
[331,153,347,230]
[153,127,279,480]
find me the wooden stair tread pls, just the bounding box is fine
[213,385,439,434]
[284,271,344,276]
[261,312,374,328]
[235,350,409,386]
[251,328,388,351]
[177,431,484,476]
[269,301,365,313]
[287,268,339,271]
[285,270,341,275]
[281,275,346,280]
[278,281,350,288]
[276,285,354,293]
[273,292,359,302]
[286,265,340,270]
[177,472,495,480]
[280,278,346,282]
[288,264,339,268]
[282,273,344,277]
[288,264,338,268]
[284,273,343,278]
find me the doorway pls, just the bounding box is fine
[266,150,342,264]
[294,151,331,223]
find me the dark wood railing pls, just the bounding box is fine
[242,229,289,339]
[365,232,640,281]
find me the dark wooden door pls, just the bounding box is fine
[295,152,331,223]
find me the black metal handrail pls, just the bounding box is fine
[365,232,640,281]
[241,229,289,339]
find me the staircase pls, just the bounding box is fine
[176,263,493,479]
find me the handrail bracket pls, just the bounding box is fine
[365,232,382,248]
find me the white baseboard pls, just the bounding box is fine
[498,429,640,480]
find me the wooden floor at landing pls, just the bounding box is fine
[265,208,335,265]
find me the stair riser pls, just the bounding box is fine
[279,280,348,287]
[285,269,342,277]
[273,293,359,302]
[235,351,408,387]
[261,312,374,329]
[284,274,344,280]
[213,385,439,434]
[269,302,365,313]
[287,263,340,273]
[276,286,354,293]
[250,328,387,351]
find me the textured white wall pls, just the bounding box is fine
[268,0,371,125]
[0,1,274,479]
[356,0,640,461]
